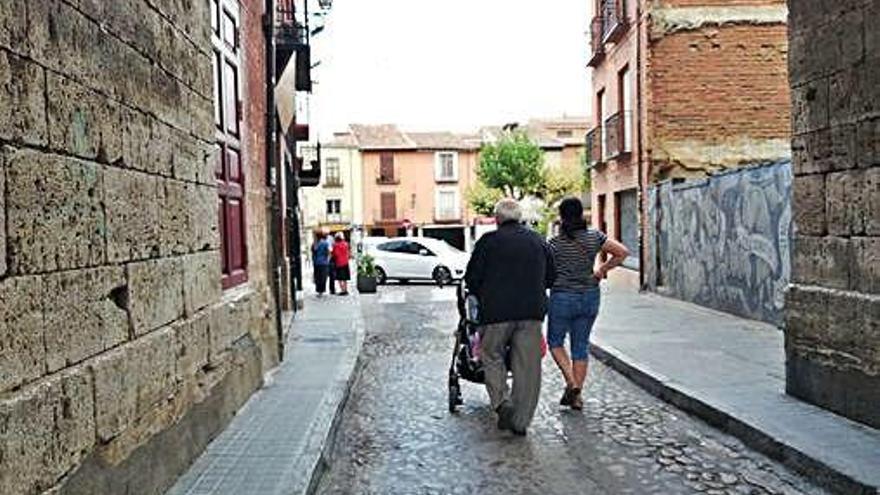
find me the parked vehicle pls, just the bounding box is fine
[364,237,469,286]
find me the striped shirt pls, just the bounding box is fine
[549,229,608,291]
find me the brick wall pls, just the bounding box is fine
[785,0,880,429]
[0,1,277,493]
[647,11,791,179]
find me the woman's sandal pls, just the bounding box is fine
[570,388,583,410]
[560,387,575,406]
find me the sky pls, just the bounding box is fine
[307,0,592,139]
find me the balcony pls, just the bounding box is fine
[587,0,628,67]
[586,127,603,169]
[603,110,633,159]
[323,178,343,188]
[376,172,399,185]
[434,207,462,223]
[275,0,311,91]
[294,156,321,187]
[587,16,605,68]
[373,208,405,223]
[323,213,350,225]
[600,0,628,44]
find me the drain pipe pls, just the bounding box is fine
[264,0,285,362]
[635,0,647,292]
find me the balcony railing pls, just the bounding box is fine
[323,213,350,225]
[586,126,603,168]
[376,167,399,185]
[600,0,627,44]
[373,207,405,223]
[588,0,627,67]
[275,0,311,91]
[603,110,633,159]
[434,207,462,223]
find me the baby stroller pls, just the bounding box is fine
[448,283,512,413]
[448,282,482,413]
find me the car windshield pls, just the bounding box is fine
[428,241,463,254]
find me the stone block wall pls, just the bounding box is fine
[786,0,880,429]
[0,1,278,493]
[645,160,792,326]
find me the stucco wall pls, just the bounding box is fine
[362,149,478,228]
[646,161,792,326]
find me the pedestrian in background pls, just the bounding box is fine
[547,197,629,410]
[464,199,555,436]
[332,232,351,295]
[312,230,332,297]
[326,231,337,295]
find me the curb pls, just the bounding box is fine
[590,342,877,495]
[297,301,366,495]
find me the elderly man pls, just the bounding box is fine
[465,199,555,436]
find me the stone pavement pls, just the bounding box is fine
[591,281,880,494]
[317,284,828,495]
[166,292,364,495]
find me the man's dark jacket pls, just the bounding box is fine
[464,221,556,325]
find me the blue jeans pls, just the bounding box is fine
[547,289,601,361]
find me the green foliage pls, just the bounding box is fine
[466,182,504,217]
[540,164,586,206]
[477,131,544,200]
[535,164,591,237]
[357,253,377,277]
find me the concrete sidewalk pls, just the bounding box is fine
[166,293,364,495]
[590,282,880,494]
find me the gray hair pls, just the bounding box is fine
[494,198,522,224]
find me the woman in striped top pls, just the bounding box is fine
[547,198,630,410]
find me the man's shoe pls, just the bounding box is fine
[570,388,583,411]
[560,387,574,407]
[496,404,514,431]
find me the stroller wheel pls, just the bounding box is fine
[448,383,461,413]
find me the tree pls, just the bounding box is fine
[477,131,544,200]
[539,164,587,206]
[535,163,591,236]
[466,182,504,217]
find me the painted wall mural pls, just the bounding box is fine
[645,161,792,326]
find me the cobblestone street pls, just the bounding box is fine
[316,285,827,495]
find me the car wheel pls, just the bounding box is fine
[375,267,387,285]
[433,266,453,287]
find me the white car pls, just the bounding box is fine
[365,237,469,286]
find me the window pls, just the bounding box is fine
[557,130,573,138]
[435,151,458,182]
[377,240,406,253]
[213,0,246,288]
[435,188,459,220]
[325,158,341,186]
[379,153,395,183]
[326,199,341,215]
[618,65,633,153]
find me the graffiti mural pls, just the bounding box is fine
[645,161,792,326]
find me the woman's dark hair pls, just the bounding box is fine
[559,197,587,239]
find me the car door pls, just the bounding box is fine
[374,241,407,278]
[392,241,424,278]
[409,241,438,278]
